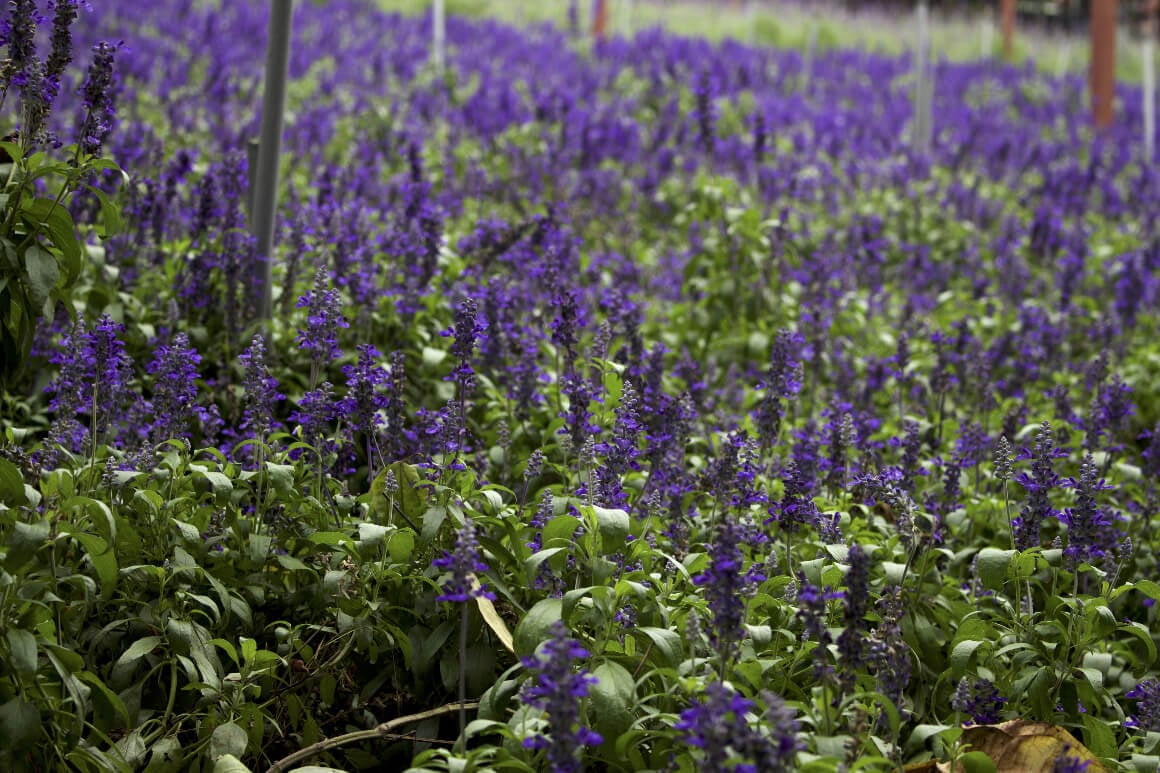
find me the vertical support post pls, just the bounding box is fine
[1145,5,1156,161]
[802,16,818,93]
[593,0,608,41]
[1090,0,1117,129]
[432,0,445,73]
[251,0,294,325]
[1000,0,1016,60]
[623,0,633,37]
[980,10,994,58]
[914,0,933,154]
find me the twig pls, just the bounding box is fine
[265,701,479,773]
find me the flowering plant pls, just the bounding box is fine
[0,1,124,384]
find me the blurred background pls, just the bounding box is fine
[375,0,1160,82]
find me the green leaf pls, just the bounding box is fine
[634,626,684,668]
[0,698,41,751]
[210,722,248,761]
[975,547,1015,591]
[115,636,163,672]
[3,518,49,571]
[23,243,58,316]
[21,198,82,281]
[76,670,129,733]
[588,661,635,744]
[81,182,125,238]
[513,598,563,657]
[212,754,254,773]
[6,628,37,675]
[958,750,998,773]
[59,528,118,599]
[0,458,27,506]
[589,505,630,549]
[1082,713,1117,758]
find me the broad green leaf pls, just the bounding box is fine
[0,698,41,751]
[588,661,635,743]
[976,547,1015,591]
[634,626,684,668]
[6,628,37,675]
[513,598,563,657]
[589,505,630,549]
[0,458,27,506]
[209,722,248,761]
[24,243,58,314]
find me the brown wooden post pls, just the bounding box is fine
[1090,0,1117,129]
[593,0,608,41]
[1000,0,1016,60]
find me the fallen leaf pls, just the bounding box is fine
[471,574,515,653]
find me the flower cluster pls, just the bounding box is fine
[518,621,601,773]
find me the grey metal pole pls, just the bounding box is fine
[432,0,445,73]
[913,0,933,154]
[252,0,294,324]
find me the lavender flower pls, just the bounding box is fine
[146,332,208,445]
[754,328,804,450]
[952,677,1006,725]
[339,343,388,438]
[1012,421,1065,550]
[675,683,801,772]
[692,514,765,659]
[838,544,871,685]
[443,296,486,397]
[296,266,349,375]
[45,0,81,83]
[519,620,601,773]
[1126,678,1160,732]
[1061,455,1118,570]
[432,517,494,602]
[798,578,841,683]
[78,41,119,156]
[238,333,283,443]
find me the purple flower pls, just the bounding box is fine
[519,620,601,773]
[295,266,349,372]
[339,343,389,437]
[45,0,82,83]
[838,544,871,683]
[797,578,842,683]
[238,334,283,443]
[432,517,494,602]
[146,332,208,444]
[952,677,1006,725]
[692,514,765,658]
[1012,421,1065,551]
[1126,678,1160,732]
[675,682,801,772]
[1061,455,1118,570]
[78,41,119,156]
[754,328,804,450]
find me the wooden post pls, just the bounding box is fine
[251,0,294,324]
[593,0,608,41]
[1090,0,1117,129]
[1000,0,1016,61]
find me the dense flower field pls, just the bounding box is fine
[2,0,1160,770]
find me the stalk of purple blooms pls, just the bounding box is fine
[693,513,766,666]
[432,516,494,602]
[518,620,602,773]
[674,681,802,772]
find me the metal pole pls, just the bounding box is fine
[252,0,294,324]
[432,0,445,73]
[914,0,932,154]
[1000,0,1016,60]
[1090,0,1117,129]
[1145,16,1156,161]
